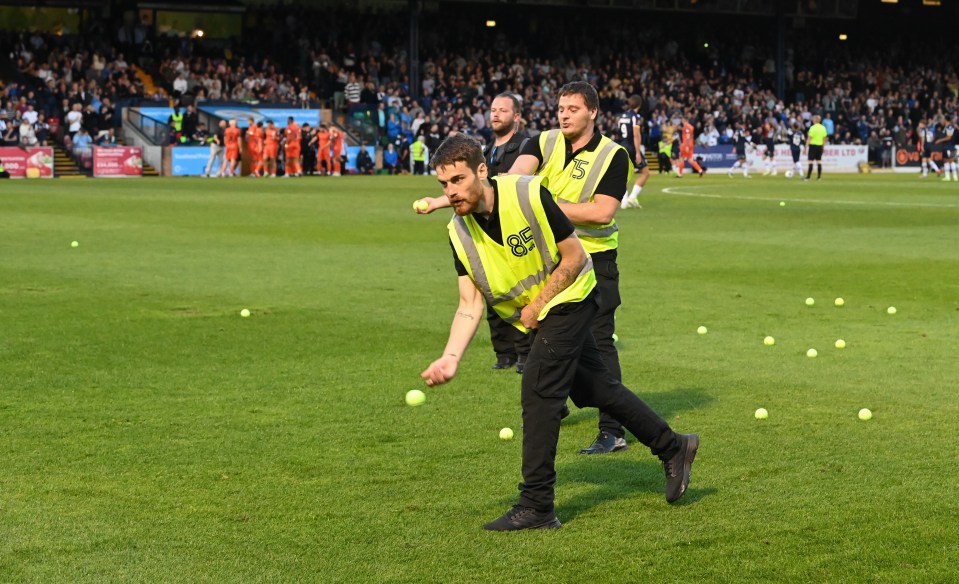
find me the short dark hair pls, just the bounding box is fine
[557,81,599,111]
[431,133,485,172]
[628,94,641,109]
[493,92,521,113]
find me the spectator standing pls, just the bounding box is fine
[66,103,83,137]
[344,74,362,111]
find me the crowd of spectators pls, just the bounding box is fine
[0,31,154,166]
[3,6,958,173]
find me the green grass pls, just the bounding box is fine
[1,174,958,582]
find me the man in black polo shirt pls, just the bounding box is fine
[482,93,533,373]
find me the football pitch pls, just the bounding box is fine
[2,174,958,582]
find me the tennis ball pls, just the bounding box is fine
[240,309,251,317]
[806,348,818,358]
[835,297,845,307]
[755,408,768,420]
[405,389,426,407]
[612,333,619,342]
[413,199,429,212]
[697,326,708,335]
[763,336,775,346]
[805,297,815,306]
[835,339,846,349]
[499,427,514,440]
[71,241,79,248]
[887,306,897,315]
[858,408,872,421]
[779,201,786,207]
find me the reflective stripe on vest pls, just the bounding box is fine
[541,130,561,168]
[577,139,619,203]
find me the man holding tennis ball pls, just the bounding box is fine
[420,133,698,531]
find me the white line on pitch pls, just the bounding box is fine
[660,186,959,209]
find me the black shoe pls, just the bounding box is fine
[579,431,629,455]
[664,433,699,503]
[515,357,525,374]
[483,505,561,531]
[492,356,517,370]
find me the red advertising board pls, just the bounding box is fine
[0,147,54,178]
[93,146,144,177]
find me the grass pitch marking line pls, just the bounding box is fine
[660,185,959,209]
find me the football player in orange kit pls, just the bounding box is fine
[284,117,302,177]
[263,120,281,177]
[677,115,705,178]
[223,118,242,177]
[245,117,265,177]
[331,126,344,176]
[316,124,331,175]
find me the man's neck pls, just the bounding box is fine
[493,129,516,147]
[568,127,595,152]
[476,180,495,217]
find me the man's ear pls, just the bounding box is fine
[476,162,489,181]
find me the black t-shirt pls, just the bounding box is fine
[518,129,629,202]
[452,181,575,277]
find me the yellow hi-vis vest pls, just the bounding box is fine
[448,175,596,333]
[171,112,183,131]
[411,140,426,161]
[535,129,625,254]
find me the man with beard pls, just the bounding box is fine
[420,133,698,530]
[481,93,533,373]
[417,82,648,457]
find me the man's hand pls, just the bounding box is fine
[520,304,540,330]
[421,355,459,386]
[414,196,451,214]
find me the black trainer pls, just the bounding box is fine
[483,505,561,531]
[515,357,525,374]
[579,431,629,455]
[663,433,699,503]
[492,356,517,370]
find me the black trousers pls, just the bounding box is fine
[518,290,679,512]
[487,304,531,361]
[592,255,627,437]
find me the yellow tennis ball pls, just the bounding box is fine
[697,326,707,335]
[805,297,815,306]
[806,348,818,358]
[499,427,514,440]
[835,297,845,307]
[754,408,769,420]
[405,389,426,407]
[413,199,428,212]
[240,309,251,317]
[763,336,775,346]
[835,339,846,349]
[858,408,872,421]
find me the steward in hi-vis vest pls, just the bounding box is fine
[448,174,595,333]
[533,128,626,254]
[420,133,697,531]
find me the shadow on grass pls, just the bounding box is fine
[554,457,717,523]
[561,386,714,429]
